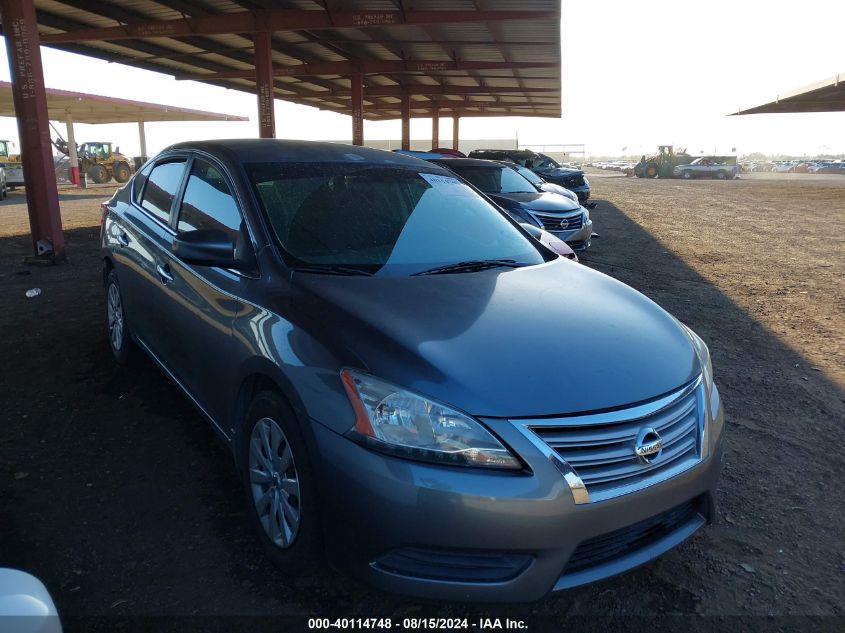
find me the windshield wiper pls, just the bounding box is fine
[293,264,374,276]
[412,259,529,276]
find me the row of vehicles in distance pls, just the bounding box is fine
[396,147,594,255]
[741,159,845,174]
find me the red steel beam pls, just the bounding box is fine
[254,30,275,138]
[174,59,557,81]
[362,101,558,111]
[40,10,559,44]
[351,70,364,146]
[0,0,64,260]
[327,85,558,97]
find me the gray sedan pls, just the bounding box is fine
[101,140,724,602]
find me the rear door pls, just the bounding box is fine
[154,155,253,432]
[108,157,188,358]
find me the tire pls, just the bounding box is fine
[645,163,658,178]
[113,162,131,184]
[240,391,322,576]
[89,163,109,184]
[716,171,727,180]
[682,170,692,180]
[105,269,135,364]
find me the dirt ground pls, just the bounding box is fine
[1,174,843,628]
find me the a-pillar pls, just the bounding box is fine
[431,109,439,149]
[65,112,79,186]
[0,0,64,260]
[351,70,363,146]
[138,121,148,162]
[254,30,275,138]
[401,93,410,151]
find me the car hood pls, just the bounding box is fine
[291,260,700,418]
[490,191,581,213]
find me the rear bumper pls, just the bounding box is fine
[313,398,724,603]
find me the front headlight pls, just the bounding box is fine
[341,369,521,470]
[581,206,590,222]
[682,325,713,393]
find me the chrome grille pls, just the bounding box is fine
[534,212,583,232]
[514,378,705,504]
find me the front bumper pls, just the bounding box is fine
[314,395,725,603]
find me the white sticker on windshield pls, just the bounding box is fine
[419,172,475,196]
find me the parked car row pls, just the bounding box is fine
[100,139,723,603]
[591,160,638,174]
[740,159,845,174]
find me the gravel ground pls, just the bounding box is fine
[0,174,843,629]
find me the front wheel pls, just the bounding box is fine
[113,162,131,183]
[682,170,692,179]
[105,269,135,364]
[645,163,659,178]
[716,171,727,180]
[89,164,109,184]
[240,391,322,576]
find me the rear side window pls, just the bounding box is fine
[132,163,153,205]
[141,160,187,224]
[176,159,241,243]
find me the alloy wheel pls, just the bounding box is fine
[248,417,301,548]
[107,283,124,351]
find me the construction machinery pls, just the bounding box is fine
[0,140,25,189]
[634,145,693,179]
[51,125,132,184]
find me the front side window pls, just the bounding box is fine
[140,160,186,224]
[248,163,545,276]
[177,159,242,243]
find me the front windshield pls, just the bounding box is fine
[446,165,537,194]
[248,163,546,276]
[538,154,561,168]
[515,166,542,185]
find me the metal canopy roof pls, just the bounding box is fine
[26,0,561,121]
[0,79,247,123]
[734,73,845,115]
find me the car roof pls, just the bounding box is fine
[430,157,508,168]
[164,139,438,169]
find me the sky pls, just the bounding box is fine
[0,0,843,158]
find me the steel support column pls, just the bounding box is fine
[452,115,460,151]
[138,121,148,162]
[65,112,79,186]
[254,30,275,138]
[401,93,410,150]
[351,71,363,146]
[431,109,439,148]
[0,0,64,260]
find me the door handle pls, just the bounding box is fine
[116,231,130,247]
[156,263,174,284]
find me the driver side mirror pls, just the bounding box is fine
[172,229,238,268]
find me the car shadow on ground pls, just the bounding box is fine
[0,212,842,621]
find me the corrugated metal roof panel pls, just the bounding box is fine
[31,0,561,119]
